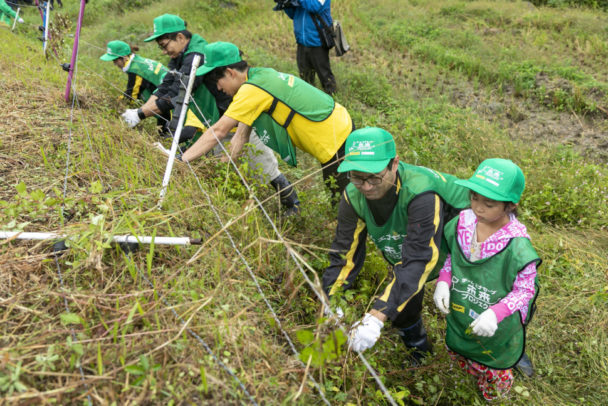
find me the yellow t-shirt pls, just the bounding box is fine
[224,83,352,163]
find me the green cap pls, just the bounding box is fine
[99,40,131,61]
[455,158,525,203]
[196,42,242,76]
[337,127,397,173]
[144,14,186,42]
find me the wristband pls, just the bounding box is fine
[137,108,146,120]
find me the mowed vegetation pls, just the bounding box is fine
[1,0,607,404]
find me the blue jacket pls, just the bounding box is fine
[284,0,332,48]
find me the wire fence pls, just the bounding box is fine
[4,26,400,405]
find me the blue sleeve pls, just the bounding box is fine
[284,7,295,19]
[298,0,327,14]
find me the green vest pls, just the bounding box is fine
[0,0,17,25]
[181,34,219,140]
[245,67,336,167]
[444,215,541,369]
[346,162,470,277]
[125,54,167,87]
[189,85,220,130]
[184,34,207,56]
[125,54,167,102]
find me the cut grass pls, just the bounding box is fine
[1,0,608,404]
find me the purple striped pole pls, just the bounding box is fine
[34,0,44,22]
[64,0,87,102]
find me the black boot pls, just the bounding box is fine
[397,318,433,367]
[270,174,300,216]
[515,352,534,377]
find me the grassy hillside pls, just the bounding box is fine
[1,0,607,404]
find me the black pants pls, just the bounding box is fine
[297,44,337,95]
[391,288,426,330]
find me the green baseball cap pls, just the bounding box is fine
[337,127,397,173]
[196,42,242,76]
[144,14,186,42]
[99,40,131,61]
[455,158,525,203]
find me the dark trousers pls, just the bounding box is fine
[297,44,337,95]
[391,288,426,330]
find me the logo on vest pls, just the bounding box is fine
[258,129,270,145]
[451,303,465,313]
[476,165,504,187]
[371,233,405,263]
[452,276,497,310]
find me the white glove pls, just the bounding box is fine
[121,109,141,128]
[323,305,344,320]
[470,309,498,337]
[433,281,451,315]
[18,17,24,24]
[348,313,383,352]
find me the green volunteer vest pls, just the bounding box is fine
[181,35,219,138]
[346,162,470,278]
[0,1,16,25]
[245,67,336,167]
[444,216,541,369]
[184,34,207,56]
[126,54,167,87]
[125,55,167,102]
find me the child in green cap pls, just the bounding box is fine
[432,158,541,401]
[100,40,171,134]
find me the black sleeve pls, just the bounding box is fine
[154,57,179,113]
[372,192,445,320]
[124,72,138,100]
[155,52,204,113]
[322,193,368,296]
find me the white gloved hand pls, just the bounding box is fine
[348,313,383,352]
[121,109,141,128]
[433,281,451,315]
[18,17,24,23]
[470,309,498,337]
[323,305,344,320]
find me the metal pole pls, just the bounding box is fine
[34,0,44,23]
[158,54,201,206]
[0,231,201,246]
[42,1,50,56]
[64,0,86,102]
[11,8,20,31]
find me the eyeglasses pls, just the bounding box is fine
[157,40,173,51]
[348,168,389,186]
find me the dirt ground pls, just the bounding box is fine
[449,74,608,163]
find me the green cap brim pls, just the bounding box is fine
[196,65,217,77]
[143,32,163,42]
[454,179,508,202]
[100,54,121,61]
[337,158,391,173]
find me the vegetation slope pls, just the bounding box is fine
[1,0,607,404]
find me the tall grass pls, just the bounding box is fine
[1,1,607,404]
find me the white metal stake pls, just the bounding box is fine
[158,54,201,206]
[43,1,51,56]
[11,8,20,31]
[0,231,201,246]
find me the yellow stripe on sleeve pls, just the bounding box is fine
[395,194,441,312]
[329,219,366,295]
[131,76,143,100]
